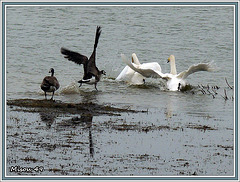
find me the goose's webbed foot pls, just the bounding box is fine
[78,80,83,88]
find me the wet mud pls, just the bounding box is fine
[6,98,234,176]
[7,99,145,116]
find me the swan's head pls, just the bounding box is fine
[131,53,135,63]
[167,55,175,63]
[131,53,141,65]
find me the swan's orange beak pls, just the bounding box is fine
[167,57,170,63]
[132,57,134,63]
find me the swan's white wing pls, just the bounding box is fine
[132,53,141,65]
[121,54,170,80]
[177,62,214,79]
[116,66,132,80]
[130,72,145,85]
[132,53,162,73]
[141,62,162,73]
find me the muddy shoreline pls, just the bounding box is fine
[7,99,147,116]
[5,98,234,176]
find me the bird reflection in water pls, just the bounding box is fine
[61,113,94,157]
[39,112,56,129]
[80,114,94,158]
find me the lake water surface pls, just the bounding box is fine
[5,5,235,177]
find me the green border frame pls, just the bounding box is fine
[1,1,238,181]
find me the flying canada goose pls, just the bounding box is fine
[121,54,214,91]
[41,68,60,100]
[61,26,106,91]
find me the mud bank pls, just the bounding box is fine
[7,99,146,116]
[5,97,234,177]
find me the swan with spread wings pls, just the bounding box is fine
[121,54,214,91]
[116,53,162,85]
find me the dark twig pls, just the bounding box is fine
[201,84,207,89]
[199,88,206,94]
[206,89,215,99]
[221,89,229,100]
[211,88,218,95]
[225,78,233,89]
[207,84,210,90]
[211,85,220,90]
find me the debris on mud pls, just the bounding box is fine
[7,99,147,116]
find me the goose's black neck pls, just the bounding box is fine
[50,68,54,77]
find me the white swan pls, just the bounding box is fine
[121,54,214,91]
[116,53,162,85]
[116,53,144,84]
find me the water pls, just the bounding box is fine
[5,6,235,177]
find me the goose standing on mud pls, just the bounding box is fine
[116,53,162,85]
[121,54,214,91]
[61,26,106,91]
[41,68,60,100]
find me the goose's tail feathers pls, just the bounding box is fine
[94,26,102,50]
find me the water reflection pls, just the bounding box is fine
[81,91,98,103]
[39,112,56,128]
[165,94,174,119]
[80,91,96,157]
[165,92,180,119]
[165,101,173,119]
[58,113,95,158]
[79,114,94,157]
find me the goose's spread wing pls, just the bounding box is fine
[86,26,102,76]
[61,47,88,65]
[177,62,214,79]
[121,54,170,80]
[87,53,99,76]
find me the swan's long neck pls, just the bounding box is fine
[132,53,141,65]
[170,59,177,75]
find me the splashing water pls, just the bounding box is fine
[60,81,82,94]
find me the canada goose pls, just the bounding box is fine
[121,54,214,91]
[61,26,106,91]
[41,68,60,99]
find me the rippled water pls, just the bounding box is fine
[5,5,235,177]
